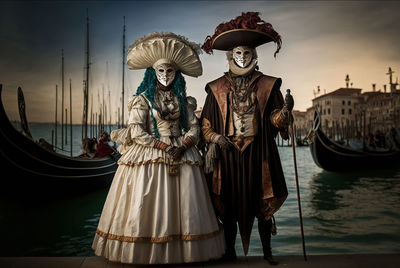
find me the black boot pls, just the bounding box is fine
[221,247,237,261]
[264,253,278,266]
[258,218,278,265]
[221,217,237,261]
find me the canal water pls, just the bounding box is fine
[0,123,399,256]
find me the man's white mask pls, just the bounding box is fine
[232,46,253,68]
[155,63,176,87]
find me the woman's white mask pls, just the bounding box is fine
[232,46,253,68]
[155,63,176,87]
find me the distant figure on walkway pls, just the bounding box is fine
[95,132,116,158]
[367,132,376,149]
[386,128,400,150]
[374,130,386,148]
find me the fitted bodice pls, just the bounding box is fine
[152,108,182,138]
[114,92,200,164]
[151,89,182,137]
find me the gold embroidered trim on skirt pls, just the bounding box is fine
[95,226,222,243]
[118,157,201,167]
[92,248,222,265]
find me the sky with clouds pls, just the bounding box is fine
[1,0,400,123]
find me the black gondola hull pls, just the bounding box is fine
[309,110,400,172]
[0,85,120,199]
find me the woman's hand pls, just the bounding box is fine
[168,146,186,161]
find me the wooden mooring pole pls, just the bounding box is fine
[287,89,307,261]
[70,79,73,157]
[55,85,58,149]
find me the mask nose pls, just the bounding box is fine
[156,70,168,86]
[155,63,176,87]
[233,48,251,68]
[236,56,245,67]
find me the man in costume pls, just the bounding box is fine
[201,12,294,265]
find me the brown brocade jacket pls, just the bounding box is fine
[201,71,289,220]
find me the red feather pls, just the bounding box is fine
[201,12,282,57]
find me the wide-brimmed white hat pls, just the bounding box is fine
[127,32,203,77]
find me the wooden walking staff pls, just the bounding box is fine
[286,89,307,261]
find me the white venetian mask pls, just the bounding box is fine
[155,63,176,87]
[232,46,253,68]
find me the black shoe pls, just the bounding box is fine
[264,254,278,265]
[221,248,237,261]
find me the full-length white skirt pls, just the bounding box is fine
[92,142,225,264]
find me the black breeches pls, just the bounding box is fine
[222,215,272,254]
[257,216,272,255]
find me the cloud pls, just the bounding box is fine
[1,1,400,121]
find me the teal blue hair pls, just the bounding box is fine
[135,67,188,139]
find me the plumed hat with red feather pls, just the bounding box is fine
[202,12,282,57]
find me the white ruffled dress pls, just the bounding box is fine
[92,93,225,264]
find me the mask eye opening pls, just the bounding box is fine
[158,69,164,73]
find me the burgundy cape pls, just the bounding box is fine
[201,71,288,254]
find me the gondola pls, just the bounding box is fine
[0,84,120,199]
[309,109,400,172]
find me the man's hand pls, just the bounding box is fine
[217,135,232,150]
[282,89,294,124]
[284,89,294,112]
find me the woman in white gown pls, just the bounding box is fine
[91,32,225,264]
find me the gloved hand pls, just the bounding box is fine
[165,145,176,158]
[216,135,232,150]
[154,141,185,160]
[169,146,186,161]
